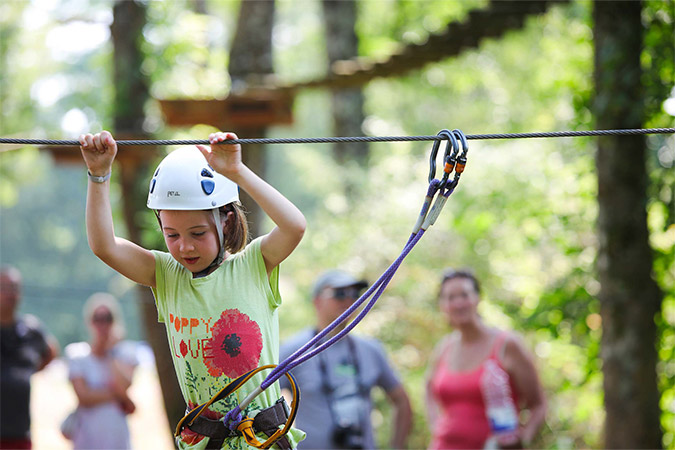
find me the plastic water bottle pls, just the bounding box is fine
[480,359,519,449]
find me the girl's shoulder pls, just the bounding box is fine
[151,249,175,265]
[222,237,267,276]
[228,236,263,259]
[152,250,192,281]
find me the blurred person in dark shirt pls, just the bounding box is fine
[0,266,59,449]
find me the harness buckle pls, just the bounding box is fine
[237,417,262,447]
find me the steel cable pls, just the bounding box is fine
[0,127,673,147]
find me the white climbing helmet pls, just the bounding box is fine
[147,147,239,211]
[147,147,239,264]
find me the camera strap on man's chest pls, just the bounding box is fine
[182,399,292,449]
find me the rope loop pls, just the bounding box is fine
[223,409,244,432]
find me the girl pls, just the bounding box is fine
[79,131,306,449]
[64,293,137,449]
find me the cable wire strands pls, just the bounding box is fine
[0,128,673,147]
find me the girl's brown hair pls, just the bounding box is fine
[220,202,249,254]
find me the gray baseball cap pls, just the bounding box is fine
[311,270,368,298]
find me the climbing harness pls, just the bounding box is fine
[174,365,300,449]
[172,129,468,448]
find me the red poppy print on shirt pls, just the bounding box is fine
[203,309,263,378]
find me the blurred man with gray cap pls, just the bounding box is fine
[280,270,412,449]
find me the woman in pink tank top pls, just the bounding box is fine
[425,270,547,449]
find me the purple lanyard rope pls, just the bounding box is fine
[261,179,448,390]
[223,135,463,427]
[262,230,423,390]
[223,181,446,426]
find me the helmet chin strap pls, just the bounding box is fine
[194,208,226,279]
[212,208,225,265]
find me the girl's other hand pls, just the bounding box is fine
[79,131,117,176]
[197,131,242,179]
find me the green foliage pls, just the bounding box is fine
[0,0,673,448]
[143,0,236,99]
[642,3,675,447]
[356,0,486,58]
[642,0,675,124]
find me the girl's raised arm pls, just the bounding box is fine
[197,132,306,274]
[80,131,156,288]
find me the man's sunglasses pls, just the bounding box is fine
[332,287,362,301]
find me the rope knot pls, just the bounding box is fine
[223,408,244,431]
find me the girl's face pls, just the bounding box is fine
[438,277,480,327]
[160,209,220,273]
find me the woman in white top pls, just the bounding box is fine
[66,293,138,450]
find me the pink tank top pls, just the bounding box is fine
[428,332,519,450]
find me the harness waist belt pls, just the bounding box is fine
[185,399,292,449]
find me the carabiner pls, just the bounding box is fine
[452,129,468,175]
[428,129,456,183]
[439,130,459,189]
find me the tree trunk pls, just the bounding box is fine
[111,0,147,134]
[228,1,276,237]
[111,0,185,434]
[229,1,275,91]
[593,2,663,448]
[321,0,368,166]
[191,0,207,15]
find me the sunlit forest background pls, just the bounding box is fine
[1,0,673,449]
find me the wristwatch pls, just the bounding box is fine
[87,171,111,183]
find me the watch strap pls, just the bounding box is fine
[87,171,111,183]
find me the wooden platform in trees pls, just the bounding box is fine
[156,0,568,129]
[277,0,570,91]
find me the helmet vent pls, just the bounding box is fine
[201,168,213,178]
[201,179,215,195]
[149,178,156,194]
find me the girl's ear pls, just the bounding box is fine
[222,209,235,226]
